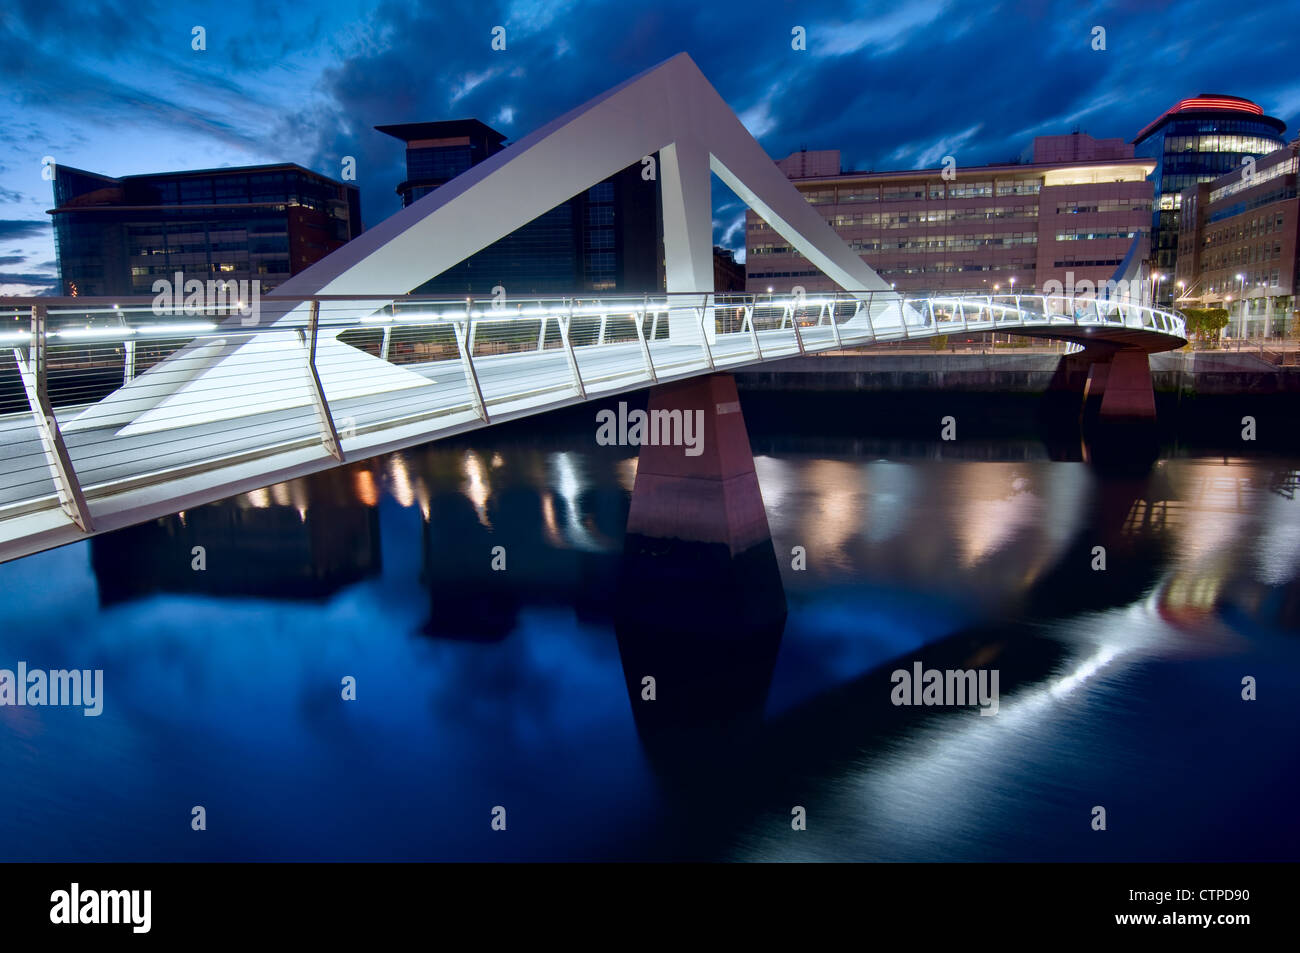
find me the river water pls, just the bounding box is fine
[1,393,1297,861]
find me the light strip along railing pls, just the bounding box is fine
[0,291,1186,550]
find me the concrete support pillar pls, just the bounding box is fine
[1083,360,1111,407]
[625,373,772,554]
[1097,349,1155,422]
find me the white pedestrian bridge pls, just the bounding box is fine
[0,290,1184,561]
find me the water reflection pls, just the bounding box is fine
[615,535,787,769]
[91,466,381,604]
[2,401,1298,861]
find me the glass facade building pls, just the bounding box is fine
[1132,95,1286,301]
[50,164,361,298]
[376,120,661,296]
[1175,139,1299,338]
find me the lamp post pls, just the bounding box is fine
[1235,273,1246,336]
[992,284,1000,345]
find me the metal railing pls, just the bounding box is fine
[0,289,1187,558]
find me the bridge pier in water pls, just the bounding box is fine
[616,373,787,762]
[1052,346,1159,469]
[1084,348,1157,425]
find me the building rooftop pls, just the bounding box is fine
[1134,94,1286,143]
[374,119,507,145]
[772,152,1154,186]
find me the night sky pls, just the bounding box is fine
[2,0,1297,294]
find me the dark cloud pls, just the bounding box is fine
[0,220,52,240]
[4,0,1297,261]
[0,271,59,291]
[273,0,1298,253]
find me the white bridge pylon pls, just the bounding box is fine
[66,52,918,436]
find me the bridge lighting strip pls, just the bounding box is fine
[0,297,1184,345]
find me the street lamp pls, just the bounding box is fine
[1235,273,1246,335]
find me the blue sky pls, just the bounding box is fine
[2,0,1298,294]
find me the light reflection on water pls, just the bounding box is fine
[0,413,1297,861]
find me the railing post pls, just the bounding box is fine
[120,309,136,384]
[790,297,807,354]
[380,302,394,361]
[745,303,763,358]
[864,291,877,340]
[455,299,490,421]
[537,312,548,351]
[302,300,344,461]
[697,293,715,369]
[829,297,843,349]
[634,306,657,383]
[14,304,93,531]
[598,312,607,346]
[559,298,586,399]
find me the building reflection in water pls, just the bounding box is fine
[91,464,382,605]
[417,446,628,640]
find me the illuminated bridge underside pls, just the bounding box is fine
[0,291,1184,562]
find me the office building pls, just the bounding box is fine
[1132,95,1287,299]
[747,133,1155,297]
[713,246,745,291]
[377,120,662,295]
[49,164,361,297]
[1175,138,1298,337]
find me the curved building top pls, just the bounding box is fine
[1134,94,1286,144]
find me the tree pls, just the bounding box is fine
[1181,308,1229,347]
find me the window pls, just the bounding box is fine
[840,187,878,203]
[997,181,1041,196]
[947,181,993,198]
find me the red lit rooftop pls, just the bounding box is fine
[1134,94,1284,143]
